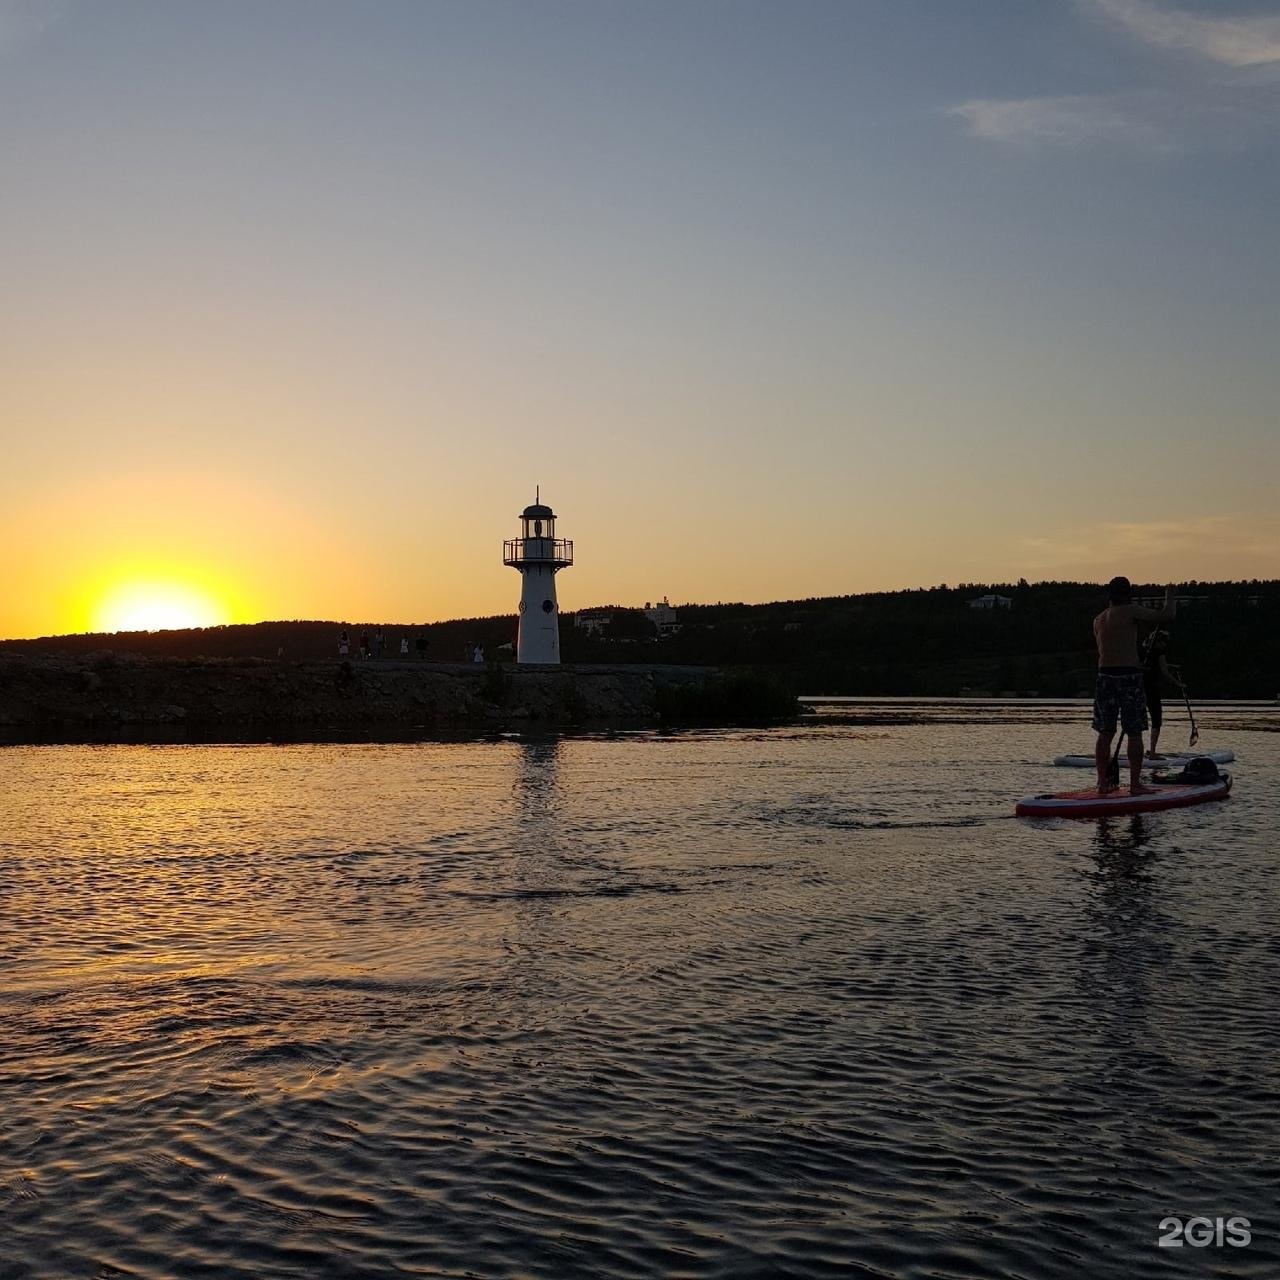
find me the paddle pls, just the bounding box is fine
[1107,728,1124,789]
[1152,622,1199,749]
[1173,670,1200,747]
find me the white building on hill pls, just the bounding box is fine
[644,597,682,636]
[574,608,614,636]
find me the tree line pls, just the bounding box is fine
[4,579,1276,698]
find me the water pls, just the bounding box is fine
[2,704,1277,1279]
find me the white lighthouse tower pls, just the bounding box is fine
[503,490,573,664]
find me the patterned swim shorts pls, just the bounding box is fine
[1092,671,1149,735]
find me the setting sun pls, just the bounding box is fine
[90,580,229,634]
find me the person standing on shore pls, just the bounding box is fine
[1093,578,1177,794]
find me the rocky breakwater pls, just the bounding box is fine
[0,653,792,740]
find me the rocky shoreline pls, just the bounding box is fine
[0,652,771,741]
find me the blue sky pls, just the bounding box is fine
[1,0,1276,635]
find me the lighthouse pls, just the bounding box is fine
[503,491,573,664]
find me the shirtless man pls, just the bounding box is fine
[1093,577,1176,794]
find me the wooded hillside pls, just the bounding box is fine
[4,580,1275,698]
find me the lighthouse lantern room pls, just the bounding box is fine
[502,490,573,664]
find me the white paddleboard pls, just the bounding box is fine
[1053,748,1234,768]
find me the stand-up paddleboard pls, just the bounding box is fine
[1016,774,1231,819]
[1052,748,1234,768]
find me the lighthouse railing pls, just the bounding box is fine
[503,538,573,567]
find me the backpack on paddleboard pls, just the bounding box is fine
[1153,756,1221,786]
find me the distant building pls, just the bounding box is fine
[574,608,614,636]
[644,597,682,637]
[968,594,1012,611]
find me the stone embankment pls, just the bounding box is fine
[0,653,726,739]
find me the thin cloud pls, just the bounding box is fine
[950,92,1172,149]
[953,2,1280,150]
[1018,516,1280,577]
[1018,535,1096,565]
[1099,516,1234,551]
[1090,0,1280,68]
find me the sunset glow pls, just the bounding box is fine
[90,580,228,635]
[0,470,377,641]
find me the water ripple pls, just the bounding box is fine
[2,718,1278,1278]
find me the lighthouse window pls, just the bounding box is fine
[533,520,544,536]
[542,599,554,613]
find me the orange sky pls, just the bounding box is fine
[3,463,1277,640]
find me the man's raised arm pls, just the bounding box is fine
[1133,585,1177,622]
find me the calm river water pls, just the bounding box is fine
[2,702,1277,1279]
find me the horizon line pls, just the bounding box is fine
[4,575,1276,645]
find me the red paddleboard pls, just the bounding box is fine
[1016,775,1232,819]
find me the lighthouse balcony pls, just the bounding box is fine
[503,537,573,568]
